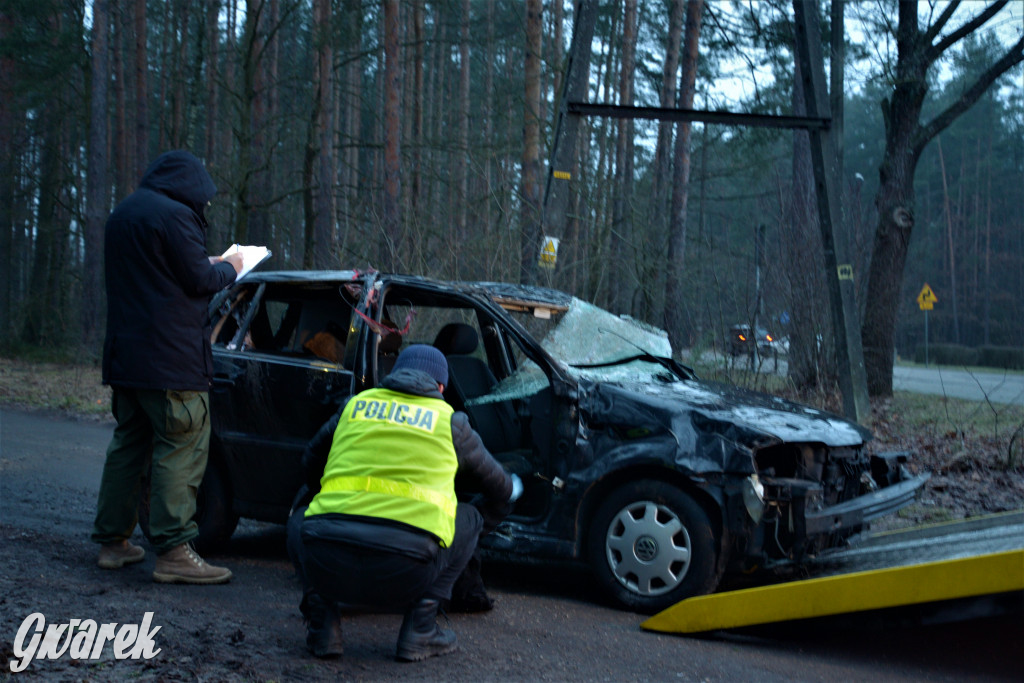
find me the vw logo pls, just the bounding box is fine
[634,535,658,562]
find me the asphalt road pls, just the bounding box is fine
[716,351,1024,405]
[1,408,1020,681]
[892,365,1024,405]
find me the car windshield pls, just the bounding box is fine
[471,298,675,405]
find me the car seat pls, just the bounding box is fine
[433,323,520,455]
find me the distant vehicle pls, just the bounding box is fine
[157,271,926,613]
[728,324,778,357]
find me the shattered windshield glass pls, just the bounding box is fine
[469,298,674,405]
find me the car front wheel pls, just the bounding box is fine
[588,480,719,614]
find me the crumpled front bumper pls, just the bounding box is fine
[803,472,931,535]
[760,451,931,541]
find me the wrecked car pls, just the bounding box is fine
[198,270,928,613]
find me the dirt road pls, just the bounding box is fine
[1,408,1020,681]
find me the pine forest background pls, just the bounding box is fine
[1,0,1022,397]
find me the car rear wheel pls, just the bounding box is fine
[137,458,239,555]
[588,480,719,614]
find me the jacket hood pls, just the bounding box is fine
[381,368,445,399]
[139,150,217,217]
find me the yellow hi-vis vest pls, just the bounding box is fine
[306,388,459,546]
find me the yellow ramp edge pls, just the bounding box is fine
[641,549,1024,634]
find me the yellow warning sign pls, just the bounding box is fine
[916,283,937,311]
[553,170,571,180]
[538,236,559,270]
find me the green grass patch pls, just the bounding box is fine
[891,390,1024,440]
[0,357,110,417]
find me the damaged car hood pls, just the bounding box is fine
[579,376,870,449]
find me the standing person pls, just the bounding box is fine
[91,150,243,584]
[288,344,522,661]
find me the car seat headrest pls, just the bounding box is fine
[433,323,478,356]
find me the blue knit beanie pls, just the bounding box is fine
[393,344,449,386]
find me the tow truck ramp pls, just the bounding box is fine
[642,511,1024,634]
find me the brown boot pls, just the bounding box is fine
[153,544,232,584]
[97,540,146,569]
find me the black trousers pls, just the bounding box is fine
[287,503,484,611]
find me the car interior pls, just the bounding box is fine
[378,286,554,518]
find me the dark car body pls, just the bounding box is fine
[200,270,927,612]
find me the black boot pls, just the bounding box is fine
[302,593,343,658]
[395,598,456,662]
[444,552,494,613]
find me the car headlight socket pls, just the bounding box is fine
[743,474,766,524]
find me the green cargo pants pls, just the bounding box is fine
[91,387,211,555]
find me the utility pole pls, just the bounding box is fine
[541,0,598,281]
[792,0,870,423]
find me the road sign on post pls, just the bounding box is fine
[917,283,937,310]
[917,283,937,366]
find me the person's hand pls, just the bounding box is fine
[509,473,523,503]
[223,252,244,274]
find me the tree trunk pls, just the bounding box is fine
[609,0,638,315]
[862,1,1024,395]
[313,0,336,268]
[380,0,403,270]
[83,0,110,354]
[133,0,148,178]
[409,0,424,219]
[519,0,542,284]
[456,0,470,275]
[204,0,220,166]
[111,0,129,199]
[784,54,830,389]
[652,0,685,228]
[23,111,62,345]
[663,0,703,350]
[0,11,15,339]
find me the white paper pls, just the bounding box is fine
[221,244,271,280]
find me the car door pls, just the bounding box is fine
[208,278,360,523]
[369,278,581,530]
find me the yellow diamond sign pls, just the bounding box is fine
[916,283,937,311]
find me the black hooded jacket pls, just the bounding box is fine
[102,150,237,391]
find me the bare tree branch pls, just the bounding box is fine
[922,0,961,45]
[914,33,1024,154]
[928,0,1009,59]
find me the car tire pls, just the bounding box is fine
[588,480,719,614]
[190,461,239,554]
[137,458,239,555]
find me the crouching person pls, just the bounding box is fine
[287,345,520,661]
